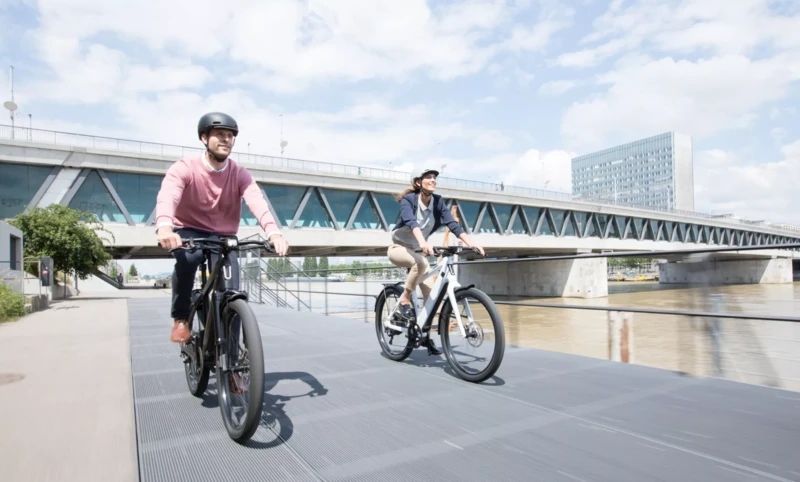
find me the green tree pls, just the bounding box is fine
[351,260,362,277]
[128,263,138,278]
[302,256,318,276]
[318,256,329,277]
[283,258,296,276]
[8,204,113,282]
[108,264,118,279]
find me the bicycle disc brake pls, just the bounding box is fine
[466,321,484,348]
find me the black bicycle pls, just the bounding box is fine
[170,236,273,444]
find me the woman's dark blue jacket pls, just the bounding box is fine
[391,192,465,239]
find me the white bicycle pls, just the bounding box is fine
[374,245,505,383]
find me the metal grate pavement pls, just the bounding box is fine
[127,298,800,482]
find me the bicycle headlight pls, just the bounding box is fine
[226,238,238,248]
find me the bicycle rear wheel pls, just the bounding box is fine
[374,284,413,361]
[217,298,265,444]
[438,287,505,383]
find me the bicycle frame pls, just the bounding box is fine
[382,249,475,339]
[179,237,259,373]
[189,247,231,365]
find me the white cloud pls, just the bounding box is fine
[504,148,574,192]
[561,53,800,149]
[557,0,800,68]
[440,148,573,193]
[475,96,498,104]
[28,0,567,94]
[771,127,787,145]
[27,37,211,103]
[471,130,513,151]
[538,79,579,95]
[100,91,469,166]
[694,140,800,224]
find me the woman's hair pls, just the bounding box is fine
[395,176,422,202]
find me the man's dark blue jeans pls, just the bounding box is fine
[170,227,240,320]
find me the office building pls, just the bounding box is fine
[571,132,694,212]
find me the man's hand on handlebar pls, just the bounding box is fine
[269,233,289,257]
[157,226,183,250]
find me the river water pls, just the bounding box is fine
[258,278,800,392]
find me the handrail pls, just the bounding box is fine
[3,123,798,232]
[494,300,800,323]
[240,270,291,308]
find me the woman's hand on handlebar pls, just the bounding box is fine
[157,227,183,250]
[419,241,435,256]
[470,244,485,257]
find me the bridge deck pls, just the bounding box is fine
[128,299,800,482]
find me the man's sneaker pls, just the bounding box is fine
[170,319,190,343]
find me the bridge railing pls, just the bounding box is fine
[243,243,800,392]
[3,123,798,232]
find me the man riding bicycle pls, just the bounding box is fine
[155,112,289,343]
[387,168,484,355]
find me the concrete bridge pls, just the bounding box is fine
[1,125,798,298]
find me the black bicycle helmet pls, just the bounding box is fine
[197,112,239,140]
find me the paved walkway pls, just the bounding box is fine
[3,292,800,481]
[0,292,164,482]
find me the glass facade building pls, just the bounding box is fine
[571,132,694,213]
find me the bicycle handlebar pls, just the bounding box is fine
[166,237,275,254]
[413,245,484,257]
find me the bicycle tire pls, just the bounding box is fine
[374,284,413,361]
[217,299,265,444]
[184,290,210,397]
[438,287,505,383]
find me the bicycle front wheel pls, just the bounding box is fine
[217,299,265,444]
[438,287,505,383]
[184,290,210,397]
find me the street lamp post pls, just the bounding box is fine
[4,65,17,139]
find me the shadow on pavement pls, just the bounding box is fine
[199,370,329,449]
[384,349,506,386]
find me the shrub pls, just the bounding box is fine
[0,283,26,322]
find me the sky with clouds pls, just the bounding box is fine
[1,0,799,234]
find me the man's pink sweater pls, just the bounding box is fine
[155,155,280,237]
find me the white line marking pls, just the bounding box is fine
[444,440,463,450]
[557,470,588,481]
[637,442,667,452]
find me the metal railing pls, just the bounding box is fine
[240,270,292,309]
[3,123,797,232]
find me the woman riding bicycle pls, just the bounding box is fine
[387,168,484,353]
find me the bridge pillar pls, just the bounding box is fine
[659,257,793,285]
[458,257,608,299]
